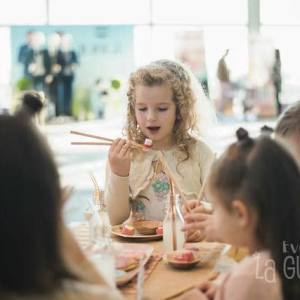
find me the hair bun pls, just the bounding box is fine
[236,127,249,142]
[22,91,44,115]
[260,125,274,135]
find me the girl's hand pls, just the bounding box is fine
[183,212,218,242]
[182,200,208,242]
[109,138,131,177]
[186,229,206,242]
[197,281,217,300]
[182,199,206,216]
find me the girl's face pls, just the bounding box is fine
[208,187,257,251]
[134,84,176,149]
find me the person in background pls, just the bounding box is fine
[45,32,64,117]
[17,90,44,125]
[275,100,300,168]
[271,49,282,116]
[216,49,233,115]
[105,59,215,243]
[0,112,122,300]
[25,32,50,92]
[181,128,300,300]
[61,33,78,116]
[18,30,35,77]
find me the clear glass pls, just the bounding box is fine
[87,191,115,288]
[163,194,185,252]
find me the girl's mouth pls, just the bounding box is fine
[147,126,160,133]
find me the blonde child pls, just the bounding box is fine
[275,101,300,168]
[182,128,300,300]
[105,59,215,229]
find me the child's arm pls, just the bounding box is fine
[105,139,131,225]
[183,211,219,242]
[105,162,131,225]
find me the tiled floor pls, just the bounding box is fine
[44,117,275,223]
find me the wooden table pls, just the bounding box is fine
[70,222,226,300]
[125,240,225,300]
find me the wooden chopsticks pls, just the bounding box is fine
[70,130,145,151]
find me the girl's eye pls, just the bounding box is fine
[158,107,168,112]
[138,108,147,112]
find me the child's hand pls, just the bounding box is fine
[186,229,206,242]
[197,281,217,300]
[182,199,207,215]
[182,200,208,242]
[109,138,131,177]
[183,212,218,242]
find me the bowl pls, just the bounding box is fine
[133,220,162,235]
[165,250,201,270]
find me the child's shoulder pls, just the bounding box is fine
[189,137,214,157]
[221,252,282,300]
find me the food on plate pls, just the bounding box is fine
[169,250,195,262]
[116,251,146,271]
[121,224,135,235]
[116,256,139,271]
[134,220,162,235]
[156,226,163,235]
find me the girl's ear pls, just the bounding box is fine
[231,200,251,227]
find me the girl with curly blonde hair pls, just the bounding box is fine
[105,59,215,240]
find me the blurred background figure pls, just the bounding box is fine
[271,49,282,116]
[217,49,234,115]
[90,78,109,119]
[18,30,35,78]
[17,90,45,125]
[45,32,63,117]
[61,33,78,117]
[25,31,50,92]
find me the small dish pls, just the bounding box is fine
[133,220,162,235]
[165,250,201,270]
[111,225,163,241]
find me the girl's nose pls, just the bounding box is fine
[147,110,156,121]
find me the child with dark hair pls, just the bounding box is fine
[17,90,45,125]
[182,128,300,300]
[0,112,122,299]
[275,101,300,168]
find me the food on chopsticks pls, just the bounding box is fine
[143,138,153,149]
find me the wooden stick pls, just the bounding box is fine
[70,130,146,151]
[70,130,114,142]
[169,180,177,251]
[158,153,191,213]
[165,271,219,299]
[165,285,195,300]
[71,142,112,146]
[197,177,207,203]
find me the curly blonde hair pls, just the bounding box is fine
[126,59,200,161]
